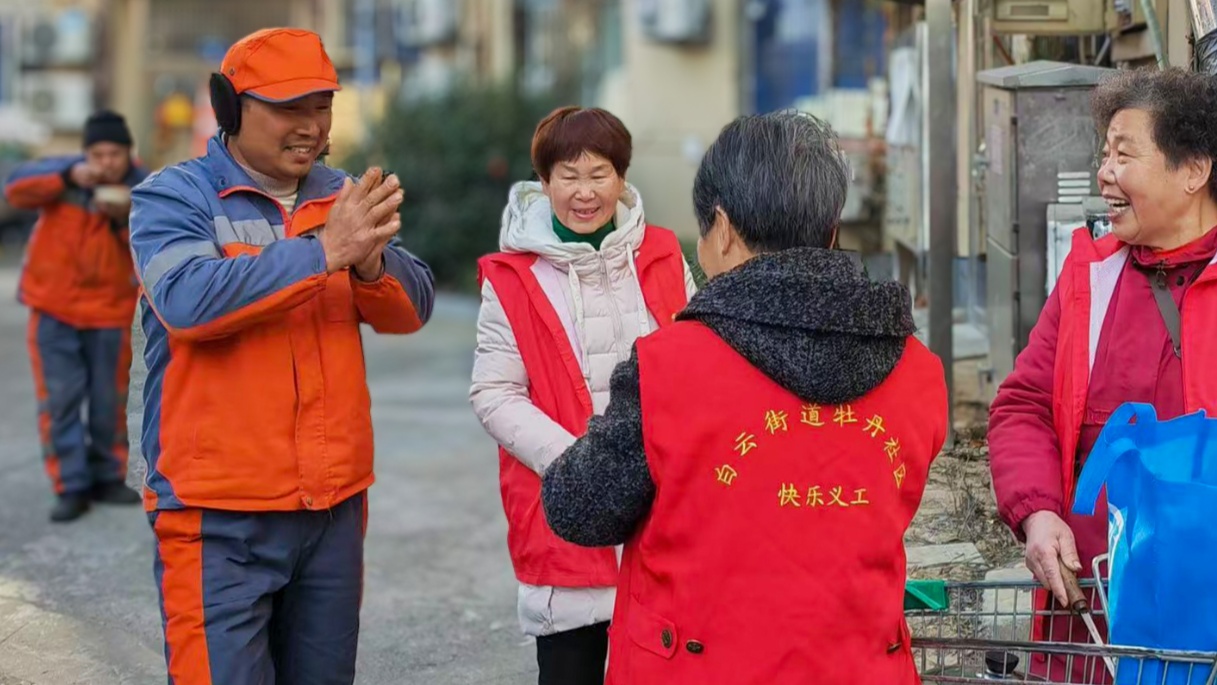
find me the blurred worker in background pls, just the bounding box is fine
[5,109,148,523]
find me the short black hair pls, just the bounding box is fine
[1092,67,1217,200]
[693,110,850,252]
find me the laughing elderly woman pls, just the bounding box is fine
[989,67,1217,683]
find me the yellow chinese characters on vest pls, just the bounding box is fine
[713,403,910,509]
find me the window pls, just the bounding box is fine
[146,0,294,58]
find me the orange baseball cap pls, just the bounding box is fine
[220,28,341,103]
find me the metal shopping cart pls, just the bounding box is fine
[904,556,1217,684]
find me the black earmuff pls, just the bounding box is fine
[209,72,241,136]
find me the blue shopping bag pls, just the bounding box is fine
[1073,403,1217,684]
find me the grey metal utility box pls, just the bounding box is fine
[978,60,1116,389]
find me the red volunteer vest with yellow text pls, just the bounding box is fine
[609,322,948,685]
[477,225,689,587]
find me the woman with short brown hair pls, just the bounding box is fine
[470,106,696,684]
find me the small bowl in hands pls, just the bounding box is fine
[94,185,130,204]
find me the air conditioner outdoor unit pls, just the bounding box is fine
[991,0,1106,34]
[20,72,93,132]
[638,0,712,45]
[402,0,459,47]
[21,10,93,67]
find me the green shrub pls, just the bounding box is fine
[338,82,574,293]
[680,237,707,290]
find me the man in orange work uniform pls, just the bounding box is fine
[6,110,148,523]
[128,28,434,684]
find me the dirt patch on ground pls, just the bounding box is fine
[906,418,1024,580]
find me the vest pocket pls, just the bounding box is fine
[888,619,913,657]
[625,595,678,660]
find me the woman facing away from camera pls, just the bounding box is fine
[989,67,1217,683]
[541,110,949,685]
[469,106,696,685]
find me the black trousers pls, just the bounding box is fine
[536,621,610,685]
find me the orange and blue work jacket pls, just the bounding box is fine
[6,155,149,329]
[128,136,435,513]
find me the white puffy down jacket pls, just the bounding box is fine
[470,181,696,637]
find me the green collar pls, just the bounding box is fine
[553,214,616,250]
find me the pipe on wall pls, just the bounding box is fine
[1189,0,1217,73]
[1140,0,1169,66]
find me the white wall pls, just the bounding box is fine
[597,0,741,240]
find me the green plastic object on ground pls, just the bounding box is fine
[904,579,949,612]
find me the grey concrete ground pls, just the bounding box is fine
[0,264,535,684]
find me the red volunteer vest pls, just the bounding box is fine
[1053,228,1217,506]
[609,322,948,685]
[477,225,689,587]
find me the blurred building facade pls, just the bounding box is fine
[0,0,107,154]
[0,1,896,236]
[3,1,1197,249]
[93,0,895,236]
[392,0,895,237]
